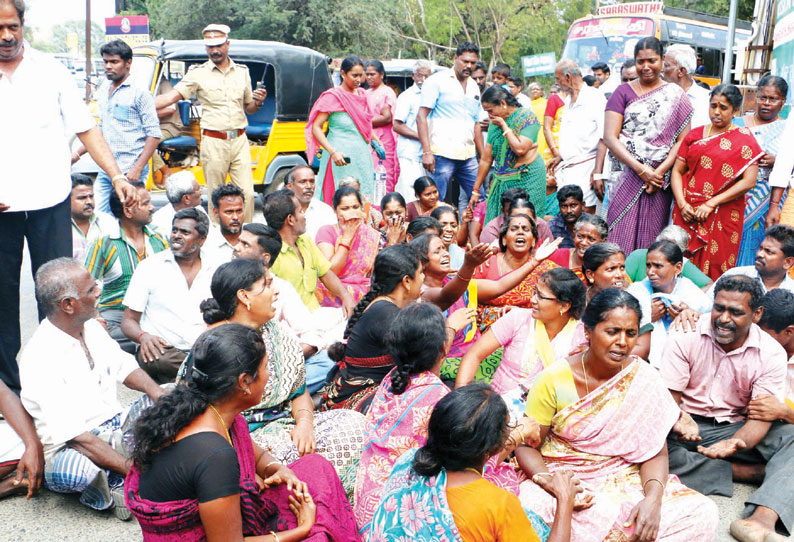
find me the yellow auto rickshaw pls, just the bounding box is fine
[130,39,332,192]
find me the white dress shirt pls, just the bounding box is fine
[707,265,794,297]
[203,226,236,267]
[19,319,139,456]
[685,82,712,129]
[558,85,607,163]
[150,203,209,237]
[394,84,423,161]
[769,119,794,190]
[306,198,337,241]
[515,92,532,108]
[123,250,215,350]
[420,69,482,160]
[0,44,95,211]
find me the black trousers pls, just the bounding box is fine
[0,196,72,393]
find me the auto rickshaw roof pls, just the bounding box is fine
[136,39,332,121]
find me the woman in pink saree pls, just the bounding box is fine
[516,289,718,542]
[354,303,528,535]
[315,186,380,306]
[365,60,399,191]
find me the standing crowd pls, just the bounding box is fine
[2,1,794,542]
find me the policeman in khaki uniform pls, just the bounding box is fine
[155,24,266,223]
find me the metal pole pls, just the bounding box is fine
[722,0,738,83]
[85,0,91,102]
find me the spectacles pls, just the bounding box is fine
[757,96,782,104]
[532,288,556,302]
[413,73,429,80]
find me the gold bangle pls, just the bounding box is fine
[270,531,281,542]
[642,477,665,496]
[263,460,281,473]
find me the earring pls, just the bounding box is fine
[244,388,251,396]
[245,301,251,311]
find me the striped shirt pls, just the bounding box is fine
[97,77,161,172]
[85,225,168,310]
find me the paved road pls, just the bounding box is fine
[0,244,774,541]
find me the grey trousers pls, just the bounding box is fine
[667,415,794,534]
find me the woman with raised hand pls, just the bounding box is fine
[604,37,693,253]
[457,267,586,418]
[367,384,581,542]
[473,213,561,331]
[194,259,366,496]
[470,84,547,223]
[315,185,380,306]
[516,289,718,542]
[378,192,407,247]
[126,323,359,542]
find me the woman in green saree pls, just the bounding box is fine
[470,85,547,223]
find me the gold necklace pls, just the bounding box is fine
[464,467,482,476]
[208,404,233,446]
[706,123,734,138]
[581,349,590,396]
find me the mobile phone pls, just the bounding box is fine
[343,156,351,164]
[256,81,265,90]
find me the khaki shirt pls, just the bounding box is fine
[175,59,252,131]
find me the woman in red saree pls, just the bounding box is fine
[307,56,376,203]
[671,85,763,280]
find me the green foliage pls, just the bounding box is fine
[49,20,106,55]
[664,0,755,22]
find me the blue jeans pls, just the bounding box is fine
[432,155,479,201]
[305,350,335,395]
[95,164,149,215]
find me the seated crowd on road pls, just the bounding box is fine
[4,3,794,542]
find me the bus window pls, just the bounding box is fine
[562,17,655,71]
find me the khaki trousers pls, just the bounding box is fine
[200,133,255,222]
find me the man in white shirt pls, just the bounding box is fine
[507,77,532,108]
[20,258,163,517]
[150,170,205,236]
[121,207,215,383]
[768,118,794,227]
[708,225,794,297]
[663,44,711,128]
[417,42,485,202]
[548,59,606,214]
[70,174,117,262]
[204,184,245,266]
[233,223,343,393]
[0,0,137,394]
[393,60,433,201]
[285,165,336,240]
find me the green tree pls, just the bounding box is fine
[664,0,755,22]
[49,20,106,56]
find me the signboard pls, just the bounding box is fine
[521,52,557,77]
[772,0,794,109]
[105,15,150,47]
[568,17,654,39]
[597,2,663,16]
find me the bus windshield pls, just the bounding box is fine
[562,17,655,70]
